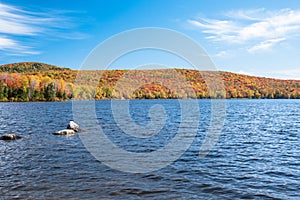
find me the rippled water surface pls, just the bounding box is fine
[0,100,299,199]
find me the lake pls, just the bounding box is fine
[0,100,299,199]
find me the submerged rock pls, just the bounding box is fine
[53,129,75,136]
[0,134,22,140]
[67,120,80,132]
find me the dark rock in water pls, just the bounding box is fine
[53,129,75,136]
[67,120,80,132]
[0,134,22,140]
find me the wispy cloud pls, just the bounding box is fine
[215,50,230,58]
[188,8,300,53]
[247,38,286,53]
[0,37,19,49]
[269,68,300,80]
[0,2,85,56]
[188,19,238,42]
[236,70,253,76]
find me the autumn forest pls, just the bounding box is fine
[1,62,300,102]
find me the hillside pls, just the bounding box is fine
[0,62,300,101]
[0,62,70,73]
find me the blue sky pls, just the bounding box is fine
[1,0,300,79]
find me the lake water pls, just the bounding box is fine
[0,100,299,199]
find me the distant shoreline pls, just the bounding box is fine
[1,62,300,101]
[1,98,300,103]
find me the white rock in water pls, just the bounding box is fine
[53,129,75,136]
[67,120,80,132]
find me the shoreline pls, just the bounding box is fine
[1,98,300,103]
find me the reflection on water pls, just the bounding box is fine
[0,100,299,199]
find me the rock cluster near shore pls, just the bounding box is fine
[1,121,80,140]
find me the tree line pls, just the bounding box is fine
[1,62,300,101]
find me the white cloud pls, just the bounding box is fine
[187,19,238,42]
[189,8,300,52]
[247,38,286,53]
[0,36,40,55]
[0,37,18,49]
[0,4,44,36]
[0,2,84,56]
[269,68,300,80]
[215,50,230,57]
[226,8,266,21]
[236,70,253,76]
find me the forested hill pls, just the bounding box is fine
[1,62,300,101]
[0,62,70,73]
